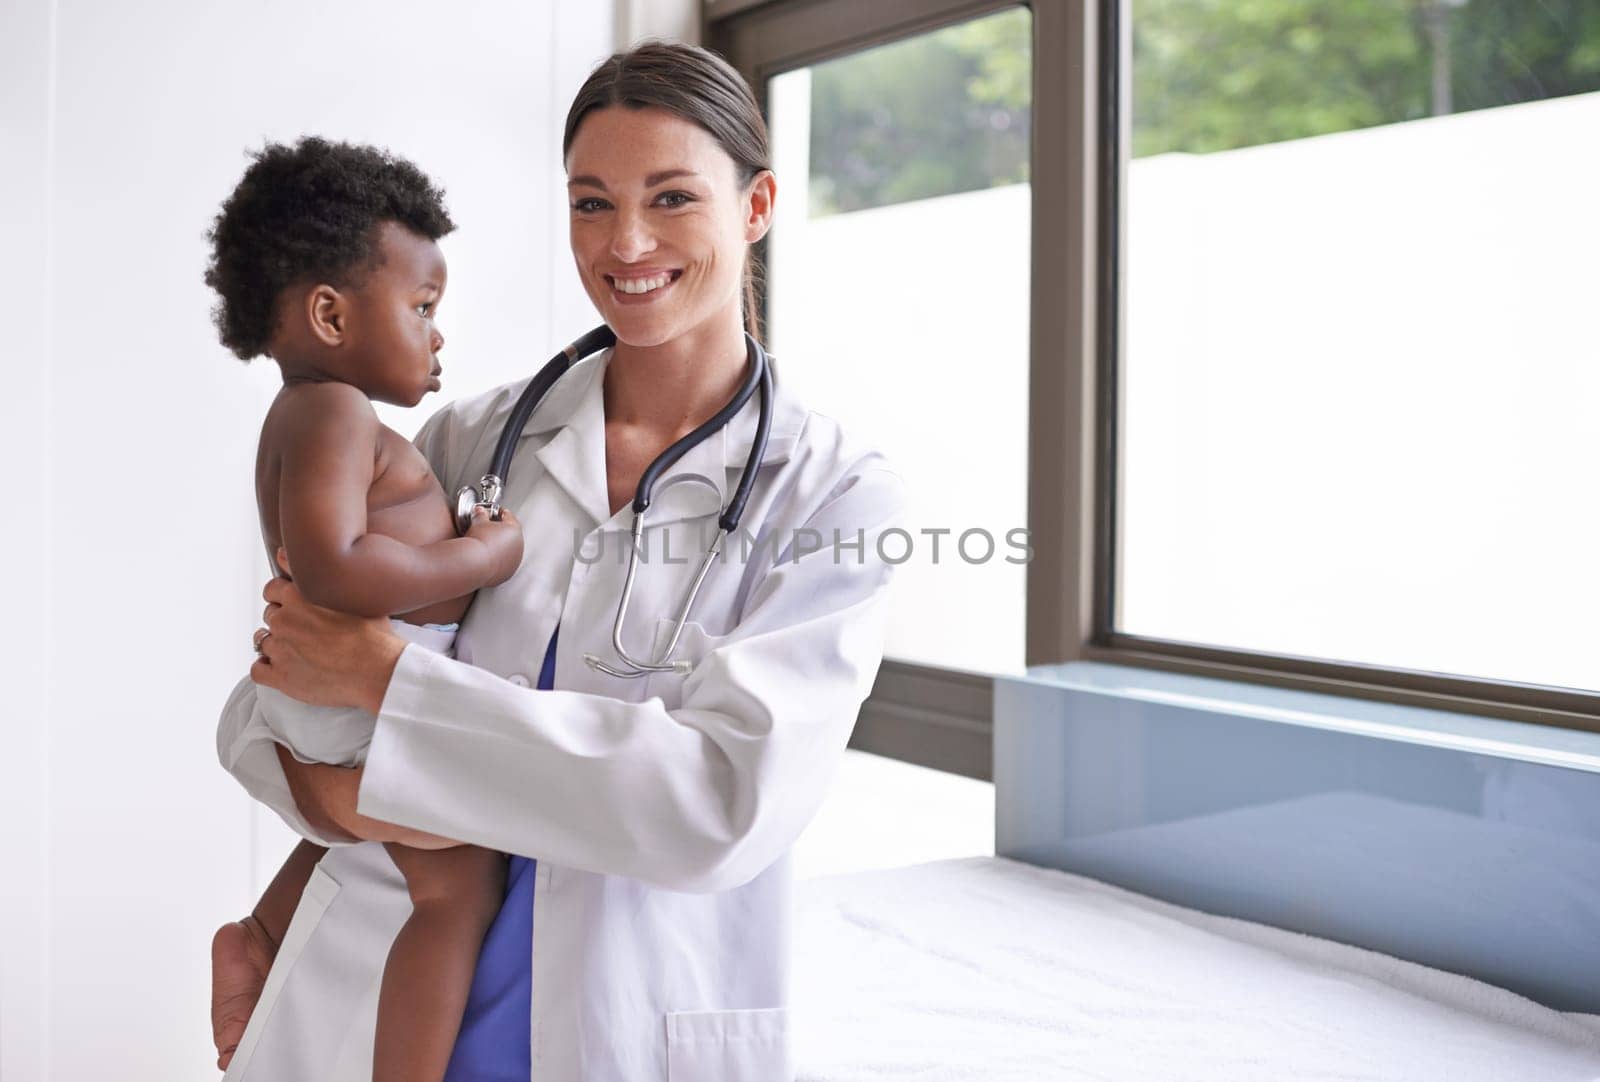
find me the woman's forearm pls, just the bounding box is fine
[274,746,359,843]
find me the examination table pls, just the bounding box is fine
[793,856,1600,1081]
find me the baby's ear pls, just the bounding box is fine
[306,284,346,347]
[276,546,293,577]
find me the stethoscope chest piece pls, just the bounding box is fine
[455,475,505,536]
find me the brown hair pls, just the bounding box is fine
[563,41,771,342]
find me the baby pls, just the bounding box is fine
[203,137,523,1080]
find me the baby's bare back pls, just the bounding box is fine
[257,382,472,627]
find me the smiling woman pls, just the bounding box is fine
[213,40,907,1082]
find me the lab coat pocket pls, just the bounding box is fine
[665,1007,791,1082]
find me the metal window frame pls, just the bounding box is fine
[708,0,1600,782]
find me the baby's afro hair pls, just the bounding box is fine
[204,137,455,360]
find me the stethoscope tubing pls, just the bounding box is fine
[487,324,619,483]
[457,324,774,679]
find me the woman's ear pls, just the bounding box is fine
[744,170,777,245]
[306,284,347,348]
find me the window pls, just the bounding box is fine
[1117,0,1600,693]
[764,7,1033,675]
[714,0,1600,771]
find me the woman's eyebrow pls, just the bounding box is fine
[566,169,703,191]
[645,168,701,186]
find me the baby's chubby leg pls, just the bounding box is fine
[374,843,507,1082]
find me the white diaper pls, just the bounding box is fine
[218,618,457,845]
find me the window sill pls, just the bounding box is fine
[1021,661,1600,775]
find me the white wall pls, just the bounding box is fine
[616,0,702,46]
[0,2,615,1077]
[0,6,58,1081]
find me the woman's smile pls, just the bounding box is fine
[605,268,683,303]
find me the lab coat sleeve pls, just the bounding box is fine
[409,400,462,485]
[358,464,909,893]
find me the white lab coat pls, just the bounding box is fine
[216,348,906,1081]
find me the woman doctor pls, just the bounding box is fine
[216,40,906,1082]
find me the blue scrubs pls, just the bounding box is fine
[443,628,558,1081]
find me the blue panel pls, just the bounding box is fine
[994,663,1600,1012]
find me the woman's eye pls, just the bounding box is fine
[572,198,608,213]
[656,191,693,208]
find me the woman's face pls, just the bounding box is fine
[565,105,773,349]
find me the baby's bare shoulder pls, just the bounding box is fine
[262,381,379,456]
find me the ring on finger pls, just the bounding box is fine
[252,627,272,655]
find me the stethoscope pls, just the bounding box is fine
[454,324,774,679]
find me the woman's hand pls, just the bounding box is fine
[251,552,406,714]
[274,746,460,850]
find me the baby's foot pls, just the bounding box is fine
[211,916,276,1071]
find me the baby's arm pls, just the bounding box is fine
[275,382,521,616]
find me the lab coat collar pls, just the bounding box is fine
[528,348,804,532]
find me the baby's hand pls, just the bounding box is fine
[466,506,525,586]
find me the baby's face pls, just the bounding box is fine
[343,221,447,407]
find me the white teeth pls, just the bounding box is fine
[613,273,672,295]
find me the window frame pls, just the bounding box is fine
[708,0,1600,782]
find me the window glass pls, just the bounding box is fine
[1118,0,1600,690]
[769,7,1033,673]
